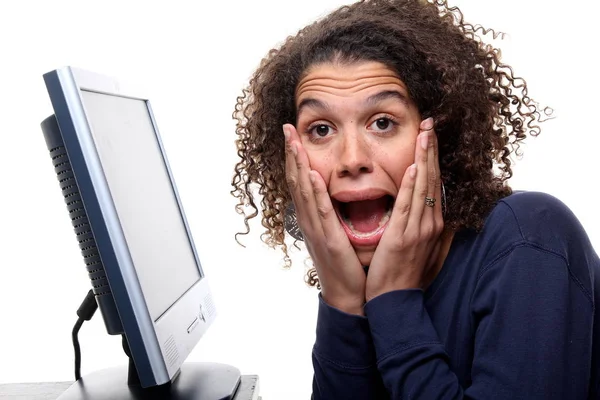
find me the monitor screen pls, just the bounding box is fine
[80,90,201,322]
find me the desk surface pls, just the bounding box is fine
[0,375,260,400]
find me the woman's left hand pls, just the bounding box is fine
[365,118,445,302]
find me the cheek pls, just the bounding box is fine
[380,145,417,187]
[305,150,334,185]
[390,161,412,187]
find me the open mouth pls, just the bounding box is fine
[333,195,394,240]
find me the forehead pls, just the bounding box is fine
[295,61,410,106]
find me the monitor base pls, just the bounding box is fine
[57,362,242,400]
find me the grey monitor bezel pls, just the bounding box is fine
[43,66,216,387]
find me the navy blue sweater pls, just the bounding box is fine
[312,191,600,399]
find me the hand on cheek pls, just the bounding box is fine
[365,118,445,302]
[283,124,367,315]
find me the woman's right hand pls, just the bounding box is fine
[283,124,366,315]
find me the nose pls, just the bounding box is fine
[336,129,374,177]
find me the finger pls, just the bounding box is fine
[285,125,324,235]
[309,170,346,244]
[386,163,417,236]
[406,123,431,230]
[422,119,444,238]
[429,127,444,231]
[283,124,307,230]
[284,122,303,143]
[284,124,299,193]
[424,119,440,215]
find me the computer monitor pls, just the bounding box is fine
[41,66,241,399]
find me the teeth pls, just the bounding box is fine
[344,208,392,237]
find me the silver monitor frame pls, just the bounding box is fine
[43,66,216,387]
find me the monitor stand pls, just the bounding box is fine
[57,336,242,400]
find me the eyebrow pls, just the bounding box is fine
[296,98,330,115]
[296,89,409,115]
[365,90,409,107]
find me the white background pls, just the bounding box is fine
[0,1,598,399]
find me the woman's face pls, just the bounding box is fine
[294,61,422,266]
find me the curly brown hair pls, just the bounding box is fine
[231,0,551,286]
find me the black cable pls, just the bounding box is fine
[72,317,85,381]
[72,289,98,381]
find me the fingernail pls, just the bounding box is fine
[283,126,290,142]
[409,164,417,178]
[309,171,316,184]
[420,132,429,150]
[422,117,434,130]
[291,142,298,156]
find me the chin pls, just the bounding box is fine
[356,249,374,268]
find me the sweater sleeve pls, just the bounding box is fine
[364,244,594,399]
[312,293,388,400]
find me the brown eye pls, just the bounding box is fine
[315,125,330,137]
[368,117,396,133]
[307,123,335,141]
[375,118,391,130]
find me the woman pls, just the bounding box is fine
[231,0,600,398]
